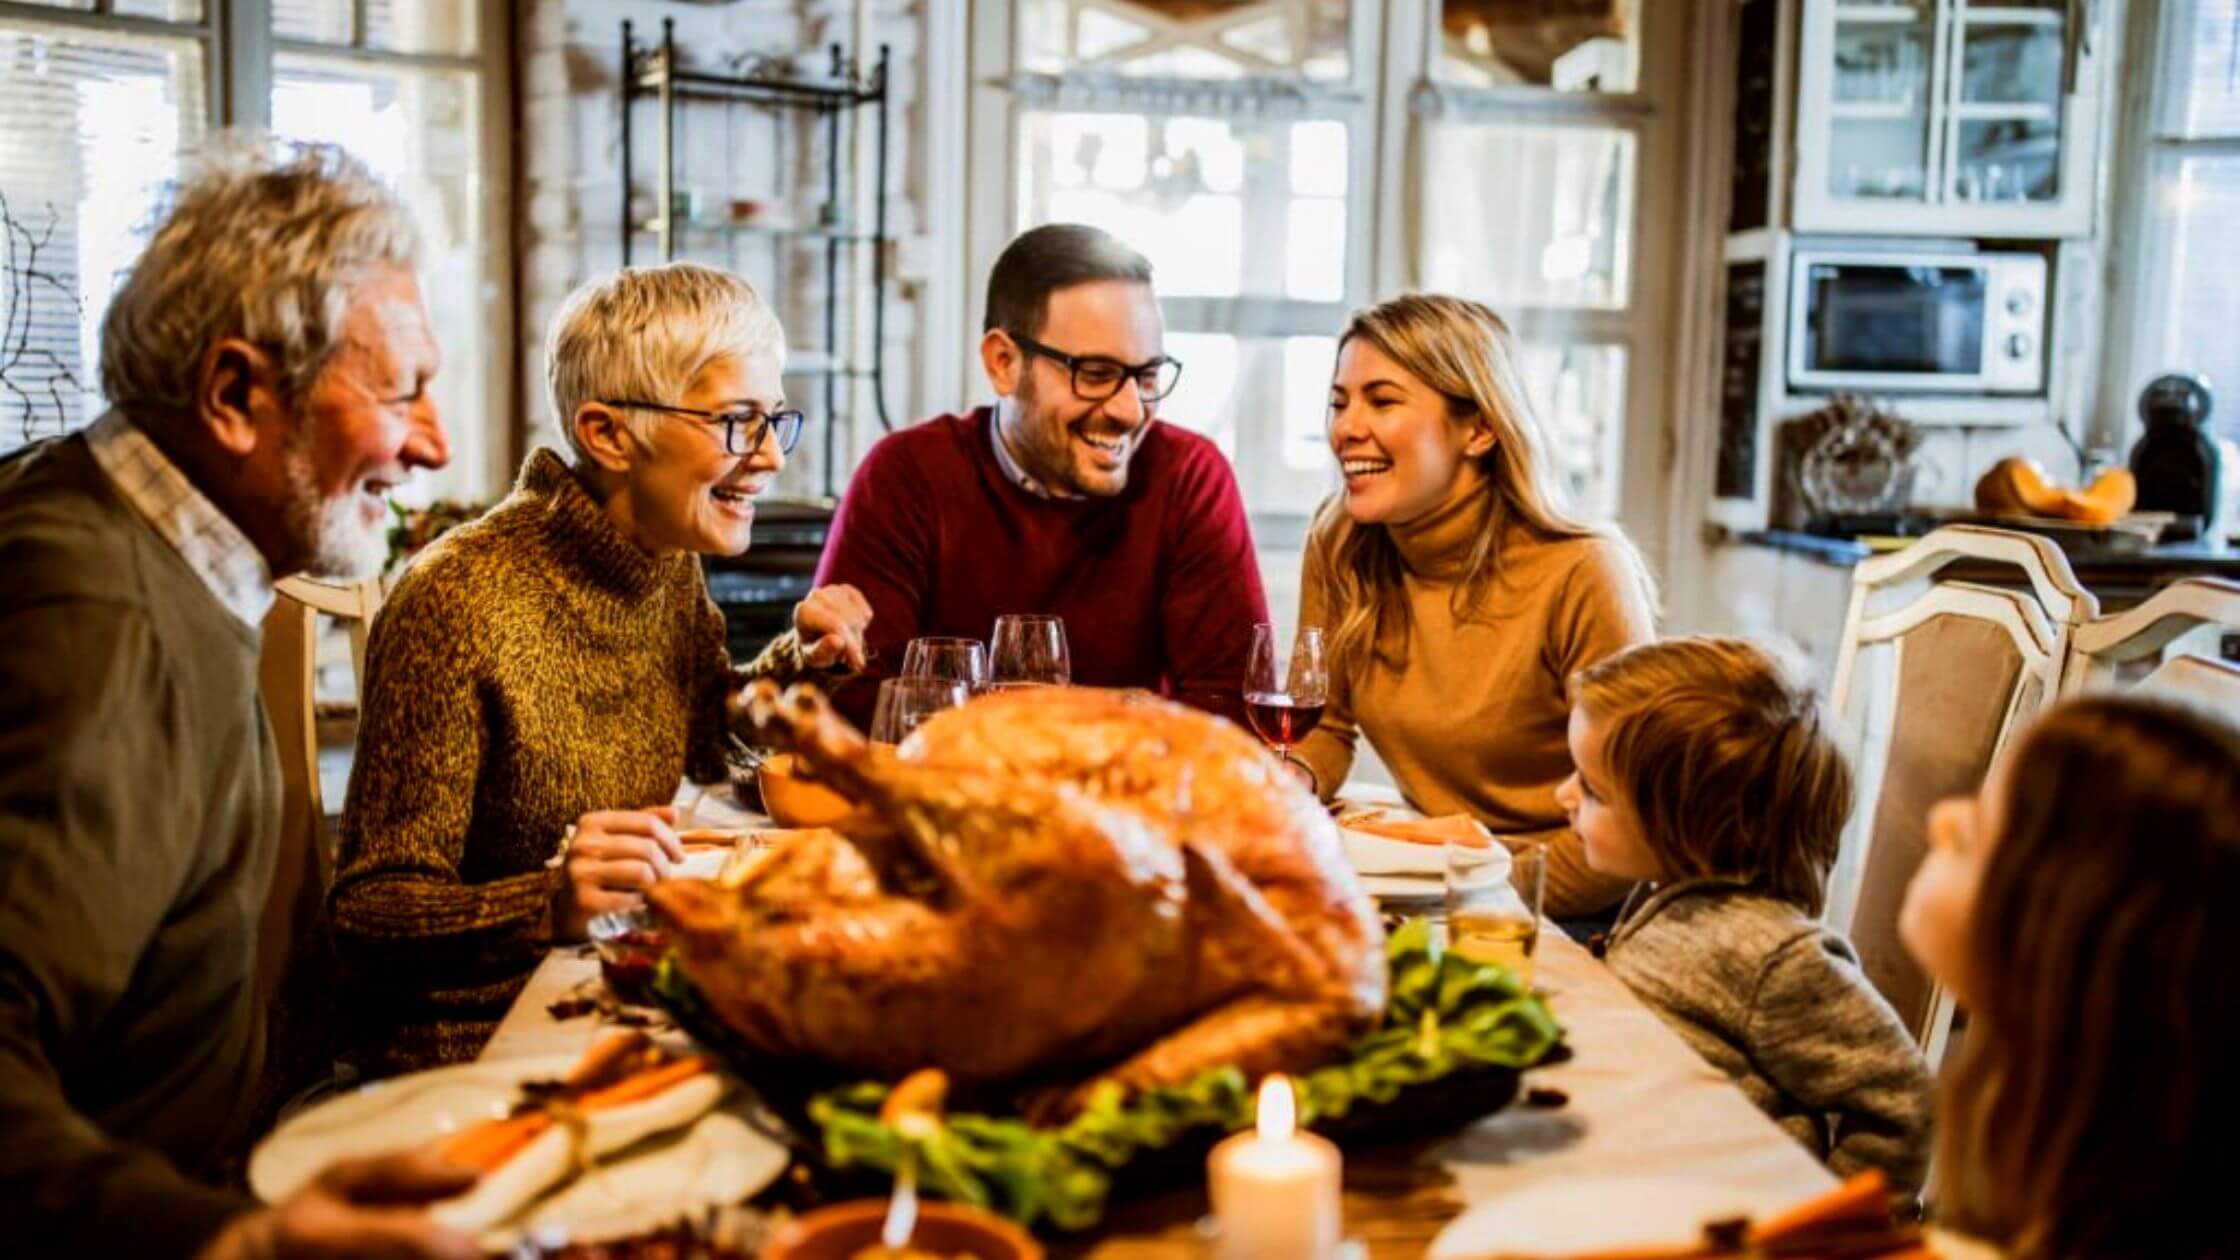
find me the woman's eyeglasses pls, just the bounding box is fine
[1008,332,1183,404]
[600,399,805,456]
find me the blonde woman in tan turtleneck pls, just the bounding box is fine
[1291,295,1656,918]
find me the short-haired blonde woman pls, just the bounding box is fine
[333,262,871,1075]
[1292,294,1655,917]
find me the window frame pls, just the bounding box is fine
[2100,0,2239,442]
[960,0,1690,558]
[0,0,515,498]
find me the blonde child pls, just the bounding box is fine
[1901,694,2240,1259]
[1557,636,1932,1192]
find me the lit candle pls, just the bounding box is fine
[1207,1074,1342,1260]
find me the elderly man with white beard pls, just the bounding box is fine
[0,137,477,1259]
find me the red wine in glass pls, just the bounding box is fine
[1245,693,1326,746]
[1244,623,1328,766]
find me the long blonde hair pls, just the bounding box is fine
[1316,293,1648,670]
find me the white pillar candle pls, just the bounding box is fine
[1207,1074,1342,1260]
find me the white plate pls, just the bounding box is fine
[1341,825,1451,876]
[1361,873,1445,904]
[250,1056,787,1249]
[1428,1176,1768,1260]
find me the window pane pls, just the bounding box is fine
[366,0,474,56]
[1440,0,1640,92]
[1958,19,2062,106]
[2163,155,2240,438]
[1020,111,1350,302]
[277,0,472,54]
[1953,116,2060,203]
[271,54,487,501]
[113,0,204,19]
[1161,332,1336,516]
[1420,122,1634,310]
[2180,0,2240,137]
[1516,342,1626,520]
[273,0,349,44]
[1019,0,1351,83]
[0,21,204,452]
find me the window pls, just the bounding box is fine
[2113,0,2240,437]
[0,0,508,504]
[976,0,1687,545]
[0,7,207,451]
[269,0,501,501]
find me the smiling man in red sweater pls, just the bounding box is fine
[816,223,1268,727]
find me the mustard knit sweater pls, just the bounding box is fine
[1293,490,1657,917]
[332,449,819,1075]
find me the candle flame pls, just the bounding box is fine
[1255,1073,1296,1141]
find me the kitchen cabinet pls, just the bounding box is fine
[1793,0,2106,237]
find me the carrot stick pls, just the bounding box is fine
[1748,1171,1892,1245]
[436,1113,552,1173]
[573,1056,710,1113]
[562,1030,654,1090]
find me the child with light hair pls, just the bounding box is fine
[1556,636,1933,1194]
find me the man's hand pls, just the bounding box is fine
[792,583,873,671]
[554,807,684,939]
[195,1150,479,1260]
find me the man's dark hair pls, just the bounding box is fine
[982,223,1153,337]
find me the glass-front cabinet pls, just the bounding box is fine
[1794,0,2104,236]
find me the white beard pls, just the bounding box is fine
[282,432,390,579]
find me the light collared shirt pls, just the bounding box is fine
[84,410,276,628]
[989,408,1064,499]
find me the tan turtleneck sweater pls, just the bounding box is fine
[332,448,822,1075]
[1293,490,1656,917]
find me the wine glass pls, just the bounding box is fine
[1243,623,1327,765]
[989,614,1070,689]
[869,677,970,745]
[901,636,990,690]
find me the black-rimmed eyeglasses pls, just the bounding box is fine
[1009,332,1183,404]
[601,399,805,456]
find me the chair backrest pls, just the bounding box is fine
[1827,527,2084,1062]
[2137,652,2240,710]
[2063,578,2240,707]
[255,573,384,1096]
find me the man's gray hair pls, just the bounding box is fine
[100,133,422,424]
[545,262,786,463]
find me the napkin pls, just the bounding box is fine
[1344,813,1494,849]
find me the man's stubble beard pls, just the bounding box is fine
[1008,370,1130,499]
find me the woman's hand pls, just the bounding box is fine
[555,807,685,939]
[793,583,873,671]
[194,1150,479,1260]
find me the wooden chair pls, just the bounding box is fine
[1826,527,2092,1065]
[2063,577,2240,713]
[256,574,384,1111]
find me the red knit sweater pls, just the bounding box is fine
[814,408,1268,727]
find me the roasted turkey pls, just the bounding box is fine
[648,683,1385,1105]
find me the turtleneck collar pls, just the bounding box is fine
[514,447,674,599]
[1385,477,1497,582]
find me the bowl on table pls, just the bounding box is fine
[753,752,860,829]
[757,1199,1042,1260]
[587,906,669,1006]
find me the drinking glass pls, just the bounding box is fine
[901,636,990,690]
[1445,840,1546,986]
[1242,624,1328,764]
[989,615,1070,689]
[869,677,970,745]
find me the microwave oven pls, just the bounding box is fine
[1786,249,2047,395]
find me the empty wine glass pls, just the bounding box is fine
[1243,623,1328,765]
[901,636,989,690]
[989,614,1070,689]
[870,677,970,745]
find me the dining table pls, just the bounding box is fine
[480,784,1837,1258]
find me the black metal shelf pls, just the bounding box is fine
[619,17,895,502]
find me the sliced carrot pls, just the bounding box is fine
[436,1112,552,1173]
[573,1055,711,1113]
[1748,1170,1891,1245]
